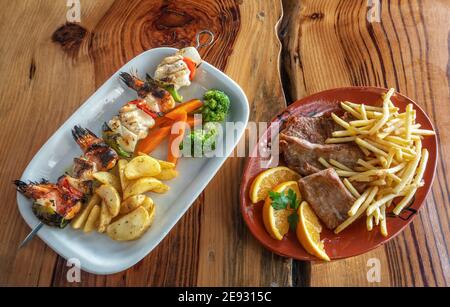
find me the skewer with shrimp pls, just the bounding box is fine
[15,126,119,230]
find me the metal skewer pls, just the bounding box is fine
[19,222,43,249]
[195,30,215,49]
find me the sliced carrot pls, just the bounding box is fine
[154,116,172,128]
[157,115,197,129]
[135,126,171,154]
[186,115,196,128]
[167,112,188,164]
[165,99,203,120]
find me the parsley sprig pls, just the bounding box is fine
[269,188,301,231]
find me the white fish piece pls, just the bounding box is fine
[176,47,202,65]
[119,104,155,139]
[108,103,155,153]
[116,125,138,153]
[154,47,202,90]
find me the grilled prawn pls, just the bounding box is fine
[14,179,83,227]
[120,72,175,113]
[72,126,119,171]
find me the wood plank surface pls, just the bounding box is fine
[0,0,448,287]
[0,0,290,286]
[280,0,450,286]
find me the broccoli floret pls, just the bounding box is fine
[201,90,230,122]
[180,122,219,156]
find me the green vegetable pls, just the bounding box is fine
[164,85,183,103]
[179,122,219,156]
[268,189,300,210]
[200,89,230,122]
[32,200,69,228]
[269,188,301,231]
[287,212,299,231]
[102,123,132,158]
[146,74,183,103]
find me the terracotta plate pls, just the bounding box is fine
[240,87,438,260]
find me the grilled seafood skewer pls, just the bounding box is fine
[16,126,120,245]
[103,94,165,155]
[14,179,83,228]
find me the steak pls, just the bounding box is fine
[298,168,355,230]
[280,115,364,176]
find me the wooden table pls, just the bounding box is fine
[0,0,448,287]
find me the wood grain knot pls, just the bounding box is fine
[309,12,324,20]
[29,58,36,80]
[51,22,88,58]
[156,6,195,29]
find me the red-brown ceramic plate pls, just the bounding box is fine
[240,86,438,261]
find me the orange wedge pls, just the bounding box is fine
[296,201,330,261]
[263,181,301,240]
[249,167,300,204]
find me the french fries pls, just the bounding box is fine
[325,89,435,237]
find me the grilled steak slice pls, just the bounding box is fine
[298,168,355,230]
[281,115,340,144]
[280,115,364,176]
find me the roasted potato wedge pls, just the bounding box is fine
[142,197,155,230]
[152,182,170,194]
[120,194,146,214]
[124,155,161,180]
[106,206,150,241]
[123,177,169,199]
[71,194,101,230]
[98,201,113,233]
[154,169,179,181]
[140,196,154,213]
[96,184,121,217]
[83,205,101,233]
[118,159,131,191]
[93,172,121,193]
[157,159,176,170]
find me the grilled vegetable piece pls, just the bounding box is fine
[102,123,132,158]
[71,125,119,171]
[146,74,183,103]
[200,90,231,122]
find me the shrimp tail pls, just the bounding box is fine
[120,72,142,91]
[71,125,100,152]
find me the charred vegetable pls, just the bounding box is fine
[102,123,132,158]
[146,74,183,103]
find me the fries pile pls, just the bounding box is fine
[320,88,435,236]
